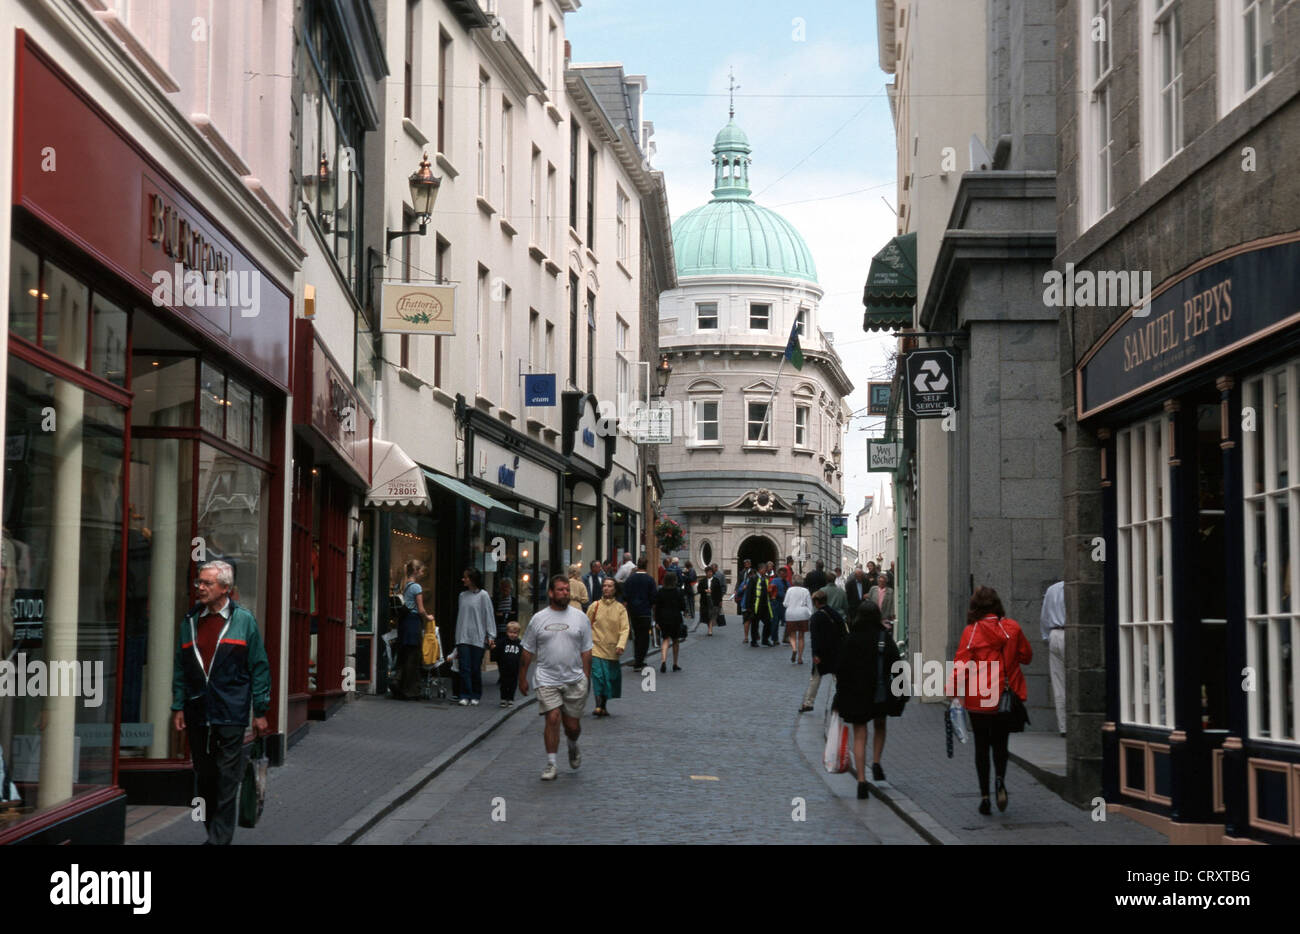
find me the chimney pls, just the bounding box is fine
[564,39,571,68]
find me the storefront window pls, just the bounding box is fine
[90,294,128,387]
[132,355,196,428]
[39,262,89,369]
[200,362,225,435]
[1243,367,1299,743]
[2,357,124,815]
[7,241,40,344]
[1116,415,1174,727]
[226,379,252,452]
[196,445,270,620]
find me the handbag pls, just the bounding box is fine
[238,736,268,828]
[823,709,852,773]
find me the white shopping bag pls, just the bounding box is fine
[949,699,972,744]
[823,709,852,773]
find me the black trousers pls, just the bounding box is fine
[631,615,652,666]
[498,661,519,701]
[189,724,247,845]
[753,608,772,644]
[968,712,1010,796]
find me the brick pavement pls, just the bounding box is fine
[133,687,519,845]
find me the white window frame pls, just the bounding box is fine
[477,71,490,199]
[749,302,771,332]
[500,97,513,219]
[796,307,808,338]
[1079,0,1114,230]
[692,399,720,445]
[1141,0,1183,177]
[546,164,558,257]
[1242,363,1300,744]
[745,398,773,446]
[615,316,631,406]
[616,186,629,265]
[696,301,719,330]
[1116,415,1175,728]
[530,146,542,245]
[795,404,810,448]
[1218,0,1276,116]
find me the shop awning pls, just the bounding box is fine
[862,232,917,332]
[362,439,431,511]
[422,470,545,541]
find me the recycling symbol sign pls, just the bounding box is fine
[904,348,958,418]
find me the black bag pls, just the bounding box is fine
[997,679,1030,732]
[238,737,268,828]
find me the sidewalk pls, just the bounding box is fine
[796,692,1168,845]
[131,687,531,845]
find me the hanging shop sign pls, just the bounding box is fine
[904,349,959,418]
[830,515,849,538]
[868,382,893,416]
[868,439,903,472]
[380,282,456,335]
[1077,235,1300,419]
[524,374,557,406]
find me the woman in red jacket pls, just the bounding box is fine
[950,586,1032,815]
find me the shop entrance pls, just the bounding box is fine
[737,534,779,578]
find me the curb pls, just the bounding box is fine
[320,696,538,845]
[861,779,963,845]
[1007,749,1068,798]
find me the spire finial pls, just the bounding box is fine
[728,66,739,120]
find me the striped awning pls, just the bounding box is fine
[862,232,917,332]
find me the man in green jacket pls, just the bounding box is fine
[171,560,271,845]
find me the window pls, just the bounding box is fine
[616,317,630,403]
[1243,364,1299,743]
[616,187,629,264]
[477,264,490,398]
[532,1,544,70]
[586,289,596,395]
[795,405,809,447]
[587,144,597,246]
[1080,0,1114,227]
[404,0,417,119]
[530,146,542,244]
[1116,415,1174,728]
[499,282,511,407]
[749,303,771,330]
[477,71,490,199]
[549,20,559,92]
[568,272,579,387]
[747,401,772,444]
[697,302,718,330]
[1143,0,1183,175]
[569,120,580,232]
[434,235,449,387]
[545,320,555,374]
[437,30,451,153]
[529,309,540,372]
[500,98,513,219]
[694,400,720,442]
[547,164,558,256]
[1243,0,1275,93]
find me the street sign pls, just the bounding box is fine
[904,348,958,418]
[631,402,672,444]
[868,381,892,416]
[830,515,849,538]
[524,373,557,406]
[868,439,902,471]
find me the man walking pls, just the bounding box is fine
[804,561,828,594]
[171,560,271,845]
[1041,580,1066,735]
[518,577,592,781]
[845,567,869,619]
[614,551,636,583]
[710,564,727,627]
[868,572,895,630]
[583,560,606,602]
[621,556,658,669]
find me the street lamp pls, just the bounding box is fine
[655,354,672,397]
[792,493,808,573]
[386,152,442,253]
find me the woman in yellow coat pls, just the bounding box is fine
[586,577,630,717]
[567,563,590,610]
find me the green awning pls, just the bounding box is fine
[422,470,545,541]
[862,232,917,332]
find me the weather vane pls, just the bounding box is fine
[728,66,740,120]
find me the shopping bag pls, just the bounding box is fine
[823,710,852,774]
[238,737,268,829]
[949,699,971,745]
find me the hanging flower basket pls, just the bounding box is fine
[655,516,684,553]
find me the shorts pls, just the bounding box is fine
[536,677,589,718]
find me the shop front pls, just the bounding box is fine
[2,36,294,842]
[607,465,640,567]
[562,392,613,573]
[290,321,373,731]
[1076,233,1300,843]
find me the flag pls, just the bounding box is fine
[784,319,804,370]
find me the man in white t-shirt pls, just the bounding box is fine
[614,552,636,583]
[518,576,593,781]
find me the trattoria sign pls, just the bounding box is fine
[380,282,456,335]
[1077,235,1300,419]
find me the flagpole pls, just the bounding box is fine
[760,350,786,444]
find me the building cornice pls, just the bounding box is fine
[470,17,548,102]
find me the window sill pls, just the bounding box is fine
[402,117,430,147]
[544,258,562,277]
[526,416,547,433]
[793,446,816,456]
[743,443,779,452]
[431,386,456,408]
[476,196,498,217]
[529,244,548,264]
[435,152,459,179]
[545,102,563,124]
[584,247,598,266]
[568,227,583,248]
[686,441,723,450]
[499,408,518,425]
[542,426,560,443]
[615,259,633,280]
[474,393,495,411]
[500,216,519,238]
[397,367,425,391]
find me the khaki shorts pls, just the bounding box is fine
[536,677,589,718]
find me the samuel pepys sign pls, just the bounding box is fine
[1077,235,1300,420]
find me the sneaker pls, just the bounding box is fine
[470,699,479,706]
[540,763,558,781]
[499,700,509,708]
[507,700,514,707]
[568,744,582,769]
[457,698,469,707]
[872,763,886,782]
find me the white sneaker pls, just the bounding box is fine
[540,763,558,781]
[470,699,479,706]
[458,699,469,707]
[568,743,582,769]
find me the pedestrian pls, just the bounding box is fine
[614,551,636,583]
[868,573,895,628]
[845,567,869,619]
[654,570,687,673]
[800,589,845,713]
[833,601,906,799]
[518,576,593,781]
[710,564,727,628]
[497,621,522,708]
[783,573,813,664]
[583,559,606,603]
[621,555,658,669]
[822,573,849,620]
[587,578,629,716]
[768,565,789,647]
[950,586,1033,815]
[396,559,433,700]
[454,567,496,706]
[682,560,698,619]
[804,561,828,594]
[1041,580,1066,735]
[170,560,271,845]
[492,577,517,662]
[567,563,590,611]
[833,566,845,589]
[695,566,713,635]
[751,566,776,647]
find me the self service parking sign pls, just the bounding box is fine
[904,348,958,418]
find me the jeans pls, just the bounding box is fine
[457,643,485,700]
[969,711,1011,796]
[630,616,652,667]
[189,723,248,845]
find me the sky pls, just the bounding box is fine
[566,0,900,544]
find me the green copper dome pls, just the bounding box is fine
[672,120,818,283]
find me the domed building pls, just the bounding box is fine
[656,119,853,586]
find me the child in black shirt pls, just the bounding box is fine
[497,621,522,707]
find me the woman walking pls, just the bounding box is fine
[587,578,629,716]
[396,560,434,700]
[654,571,687,672]
[696,568,713,635]
[833,602,906,799]
[454,567,496,705]
[567,563,590,612]
[951,586,1032,814]
[784,574,813,664]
